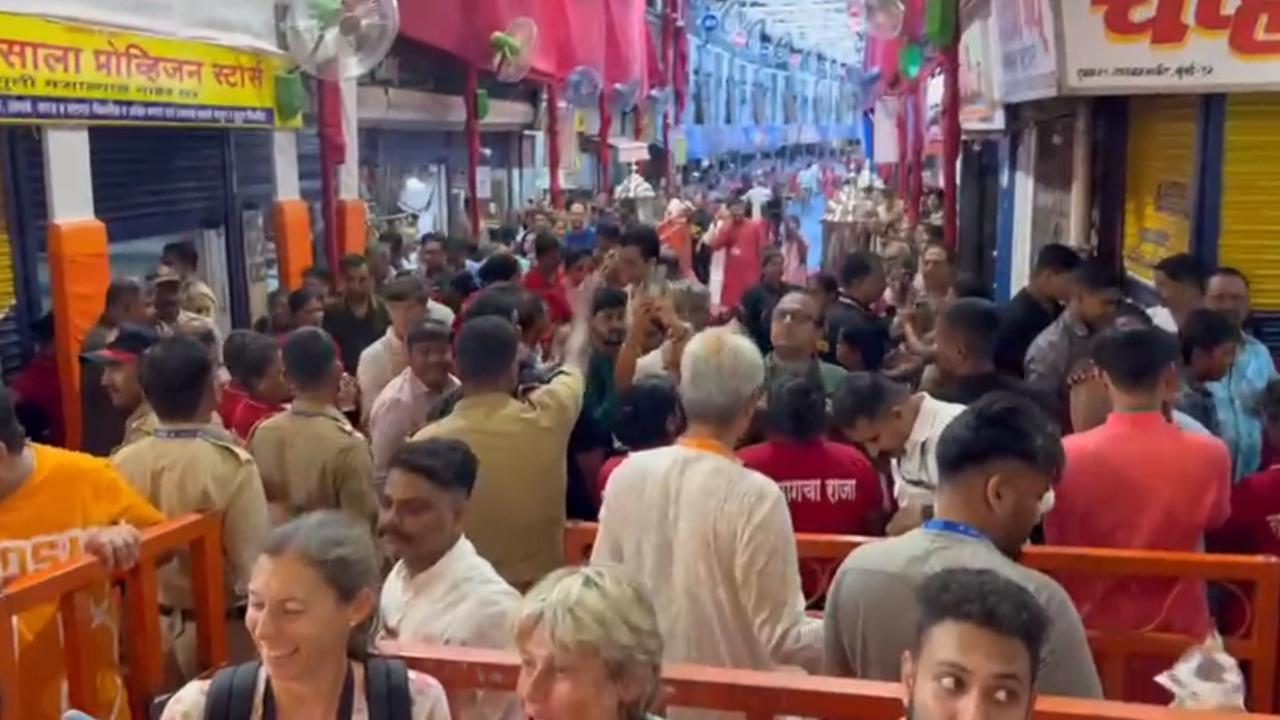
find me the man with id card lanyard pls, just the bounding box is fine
[823,393,1103,700]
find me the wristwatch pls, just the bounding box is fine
[921,504,935,522]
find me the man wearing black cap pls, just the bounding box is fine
[82,324,160,453]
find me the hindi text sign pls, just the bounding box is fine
[0,12,290,128]
[1061,0,1280,94]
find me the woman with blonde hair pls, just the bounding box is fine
[515,566,665,720]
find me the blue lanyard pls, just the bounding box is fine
[922,519,988,543]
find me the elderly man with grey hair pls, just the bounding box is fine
[592,328,823,719]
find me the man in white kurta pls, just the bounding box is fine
[591,442,824,720]
[376,436,521,720]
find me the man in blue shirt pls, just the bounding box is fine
[1205,267,1277,481]
[562,200,597,253]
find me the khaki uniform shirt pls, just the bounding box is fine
[248,399,375,523]
[116,402,233,454]
[411,370,584,588]
[111,423,269,610]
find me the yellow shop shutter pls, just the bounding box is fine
[0,164,18,314]
[1220,94,1280,310]
[1122,96,1199,284]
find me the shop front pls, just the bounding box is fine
[1057,0,1280,294]
[0,8,295,445]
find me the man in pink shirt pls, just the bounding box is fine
[1045,325,1230,656]
[712,196,770,310]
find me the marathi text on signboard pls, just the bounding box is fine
[0,12,288,128]
[1061,0,1280,94]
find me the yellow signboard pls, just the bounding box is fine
[0,12,291,128]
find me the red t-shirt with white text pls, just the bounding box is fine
[738,438,885,535]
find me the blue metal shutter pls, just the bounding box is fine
[297,124,327,268]
[88,127,228,242]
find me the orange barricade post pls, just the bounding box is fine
[564,523,1280,712]
[399,643,1275,720]
[0,513,229,720]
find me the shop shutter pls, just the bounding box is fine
[297,124,327,266]
[0,128,47,371]
[1220,94,1280,310]
[1122,96,1200,283]
[233,130,275,208]
[89,127,228,242]
[0,143,25,375]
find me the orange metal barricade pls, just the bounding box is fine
[564,522,1280,712]
[401,643,1275,720]
[0,513,229,720]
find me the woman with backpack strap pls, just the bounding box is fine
[160,511,451,720]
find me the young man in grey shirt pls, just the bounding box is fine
[823,393,1103,699]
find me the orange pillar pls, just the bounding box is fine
[49,219,109,450]
[336,199,367,258]
[273,199,313,290]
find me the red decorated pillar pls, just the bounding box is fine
[546,81,563,209]
[943,40,961,249]
[910,83,924,228]
[599,93,613,193]
[464,66,481,241]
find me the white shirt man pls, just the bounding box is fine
[377,437,521,720]
[892,394,967,507]
[592,443,822,720]
[357,300,454,422]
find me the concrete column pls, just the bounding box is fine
[43,126,108,450]
[1069,100,1094,251]
[272,129,312,290]
[336,76,367,257]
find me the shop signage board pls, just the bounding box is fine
[958,0,1005,131]
[993,0,1057,102]
[1060,0,1280,94]
[0,12,289,127]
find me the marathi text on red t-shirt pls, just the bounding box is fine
[738,439,885,535]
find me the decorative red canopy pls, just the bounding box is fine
[399,0,650,84]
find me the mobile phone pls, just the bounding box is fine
[646,264,668,296]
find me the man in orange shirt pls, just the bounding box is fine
[0,387,164,719]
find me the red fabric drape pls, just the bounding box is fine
[546,82,563,209]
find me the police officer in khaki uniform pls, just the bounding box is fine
[249,327,375,524]
[110,335,269,683]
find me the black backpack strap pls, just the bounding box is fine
[204,661,261,720]
[363,656,412,720]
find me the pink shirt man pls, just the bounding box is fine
[1045,411,1231,640]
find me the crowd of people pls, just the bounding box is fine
[0,179,1273,719]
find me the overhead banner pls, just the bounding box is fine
[0,12,288,127]
[993,0,1057,102]
[1061,0,1280,94]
